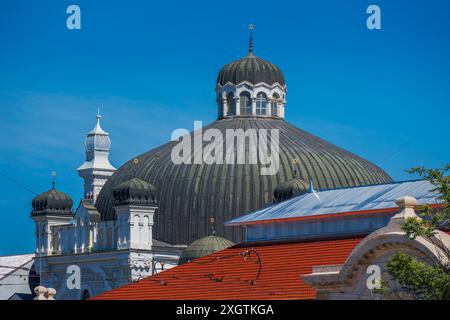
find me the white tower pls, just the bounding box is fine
[77,111,116,202]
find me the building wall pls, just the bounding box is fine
[246,213,393,242]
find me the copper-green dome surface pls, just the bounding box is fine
[95,117,392,245]
[178,235,235,264]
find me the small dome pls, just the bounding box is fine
[217,53,285,86]
[179,235,235,265]
[31,187,73,216]
[273,177,309,202]
[113,177,157,206]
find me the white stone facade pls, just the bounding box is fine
[29,113,186,300]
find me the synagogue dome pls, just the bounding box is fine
[95,32,392,245]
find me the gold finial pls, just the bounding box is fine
[133,158,139,177]
[209,217,216,236]
[292,159,299,176]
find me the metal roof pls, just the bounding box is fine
[225,180,439,226]
[96,117,391,245]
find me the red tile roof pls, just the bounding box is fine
[94,237,363,300]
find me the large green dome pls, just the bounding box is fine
[95,117,392,245]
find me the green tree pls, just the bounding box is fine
[385,165,450,300]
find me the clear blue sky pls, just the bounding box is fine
[1,0,449,255]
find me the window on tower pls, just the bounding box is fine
[256,92,267,115]
[272,93,280,116]
[227,93,236,116]
[240,92,252,115]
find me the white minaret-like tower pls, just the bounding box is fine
[77,111,116,202]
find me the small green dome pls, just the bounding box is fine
[179,235,235,265]
[273,177,309,202]
[31,187,73,217]
[113,177,157,206]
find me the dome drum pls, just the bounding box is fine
[217,82,286,119]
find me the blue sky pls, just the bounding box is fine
[0,0,449,255]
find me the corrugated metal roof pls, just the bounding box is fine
[226,180,439,226]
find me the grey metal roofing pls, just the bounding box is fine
[225,180,439,226]
[95,117,391,246]
[217,53,286,86]
[81,199,101,222]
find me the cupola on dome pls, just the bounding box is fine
[215,30,287,119]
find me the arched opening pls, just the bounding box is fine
[239,92,252,115]
[227,93,236,116]
[256,92,267,115]
[272,93,280,116]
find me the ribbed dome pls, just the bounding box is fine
[113,177,157,206]
[178,235,235,264]
[273,177,309,202]
[96,117,392,245]
[31,187,73,216]
[217,53,285,86]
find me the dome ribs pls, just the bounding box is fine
[95,118,392,245]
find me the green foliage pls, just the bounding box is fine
[383,165,450,300]
[386,252,450,300]
[407,165,450,227]
[401,217,436,239]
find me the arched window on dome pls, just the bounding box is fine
[272,93,280,116]
[256,92,267,115]
[239,92,252,115]
[227,93,236,116]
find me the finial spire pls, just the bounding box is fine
[292,159,299,176]
[96,107,101,123]
[51,170,57,189]
[209,217,216,236]
[248,24,254,55]
[132,158,139,178]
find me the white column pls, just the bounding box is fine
[222,98,228,117]
[251,98,256,116]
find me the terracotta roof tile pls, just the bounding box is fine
[94,237,363,300]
